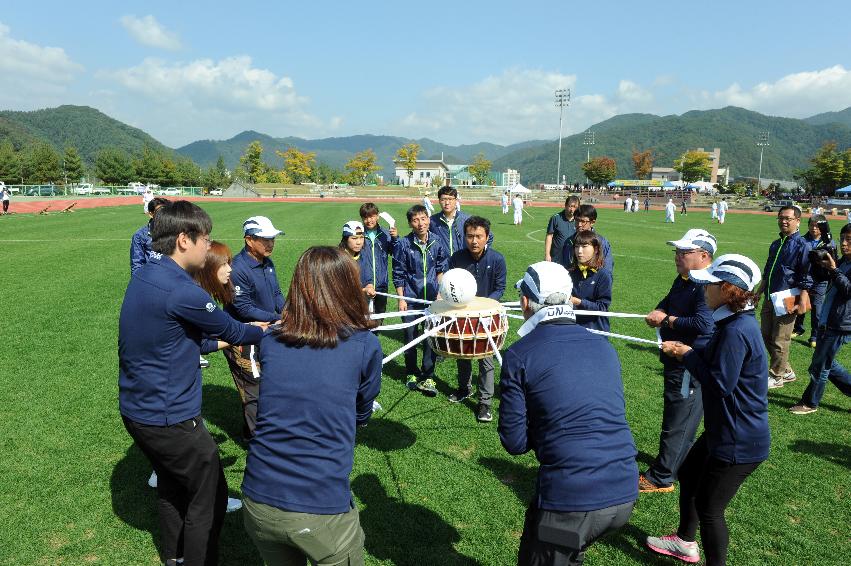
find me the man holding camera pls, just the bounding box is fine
[756,206,813,389]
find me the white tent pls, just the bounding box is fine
[687,181,717,193]
[510,183,531,193]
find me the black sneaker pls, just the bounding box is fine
[448,389,472,403]
[477,405,493,422]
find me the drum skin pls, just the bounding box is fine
[426,297,508,360]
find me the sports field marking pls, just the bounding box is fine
[525,229,545,243]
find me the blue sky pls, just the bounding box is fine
[2,1,850,147]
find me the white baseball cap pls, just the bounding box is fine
[515,261,573,303]
[667,229,718,255]
[689,254,761,292]
[243,216,283,238]
[342,220,364,237]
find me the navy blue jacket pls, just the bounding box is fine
[568,267,612,332]
[562,231,614,274]
[392,233,448,301]
[657,276,715,366]
[499,321,638,512]
[683,309,770,464]
[242,330,382,514]
[448,246,507,301]
[822,258,851,332]
[360,227,395,292]
[225,248,285,323]
[130,222,154,275]
[430,210,471,257]
[762,230,813,296]
[118,255,264,425]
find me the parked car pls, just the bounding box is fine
[92,186,112,195]
[26,185,58,197]
[159,188,182,196]
[72,183,94,195]
[127,182,146,193]
[209,189,223,196]
[763,199,795,212]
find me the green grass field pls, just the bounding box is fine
[0,202,849,565]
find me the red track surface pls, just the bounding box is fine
[4,195,848,219]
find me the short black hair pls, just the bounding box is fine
[779,205,801,219]
[147,197,170,215]
[437,186,457,199]
[841,223,851,238]
[575,204,598,222]
[406,204,429,223]
[464,215,491,236]
[151,200,212,255]
[359,202,379,219]
[565,195,580,206]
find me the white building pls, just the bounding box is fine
[394,158,449,187]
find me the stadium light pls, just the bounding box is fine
[583,130,595,184]
[555,89,570,186]
[756,131,770,191]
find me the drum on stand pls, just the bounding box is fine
[425,297,508,359]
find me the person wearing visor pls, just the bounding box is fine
[648,254,769,566]
[640,229,716,494]
[223,215,285,441]
[500,261,637,566]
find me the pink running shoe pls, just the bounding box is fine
[646,533,701,563]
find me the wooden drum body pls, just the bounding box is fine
[425,297,508,359]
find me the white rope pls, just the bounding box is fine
[249,345,260,379]
[587,329,661,347]
[374,291,433,305]
[480,317,503,366]
[370,309,426,320]
[381,317,456,366]
[372,314,431,332]
[503,305,646,319]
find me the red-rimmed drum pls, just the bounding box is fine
[425,297,508,359]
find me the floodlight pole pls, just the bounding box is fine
[756,131,770,192]
[583,130,595,184]
[555,89,570,186]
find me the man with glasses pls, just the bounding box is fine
[224,215,285,439]
[561,204,613,273]
[429,186,470,257]
[119,201,266,566]
[756,205,812,388]
[640,230,716,493]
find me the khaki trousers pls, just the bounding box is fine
[760,299,797,378]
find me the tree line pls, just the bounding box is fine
[0,139,233,190]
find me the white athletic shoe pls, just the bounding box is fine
[148,471,158,488]
[226,497,243,513]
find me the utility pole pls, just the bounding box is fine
[583,130,595,184]
[555,89,570,186]
[756,131,770,192]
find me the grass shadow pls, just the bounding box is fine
[767,390,847,413]
[202,383,244,446]
[788,439,851,470]
[477,456,536,504]
[110,443,158,539]
[597,523,672,566]
[636,450,656,469]
[352,473,481,566]
[357,418,416,452]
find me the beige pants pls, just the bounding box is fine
[760,299,797,378]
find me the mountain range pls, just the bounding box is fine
[1,104,851,184]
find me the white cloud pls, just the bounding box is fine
[120,15,182,51]
[703,65,851,118]
[100,56,331,145]
[390,69,655,144]
[0,23,83,86]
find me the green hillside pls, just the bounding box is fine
[804,106,851,128]
[493,106,851,184]
[176,132,549,179]
[0,105,173,163]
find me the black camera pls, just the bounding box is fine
[809,247,837,281]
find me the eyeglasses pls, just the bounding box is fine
[575,218,593,224]
[674,249,700,256]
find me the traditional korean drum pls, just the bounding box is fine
[425,297,508,359]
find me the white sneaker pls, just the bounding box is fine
[199,356,210,369]
[226,497,243,513]
[767,376,784,389]
[148,471,158,488]
[646,533,700,563]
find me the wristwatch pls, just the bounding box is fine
[663,316,671,328]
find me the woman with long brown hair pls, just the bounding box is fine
[241,246,382,565]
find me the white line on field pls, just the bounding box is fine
[525,229,545,243]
